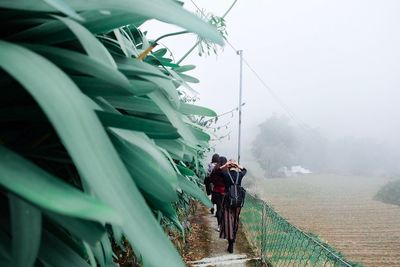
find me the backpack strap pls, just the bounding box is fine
[227,171,240,185]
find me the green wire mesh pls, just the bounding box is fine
[241,194,362,267]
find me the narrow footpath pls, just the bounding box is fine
[184,204,261,267]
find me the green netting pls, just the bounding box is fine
[241,194,362,267]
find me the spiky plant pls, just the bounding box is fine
[0,1,223,266]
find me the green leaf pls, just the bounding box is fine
[45,213,106,247]
[83,242,97,267]
[39,230,90,267]
[0,230,11,265]
[168,69,199,95]
[179,103,217,117]
[54,15,117,68]
[187,124,211,143]
[9,195,42,267]
[0,146,121,224]
[8,11,146,44]
[178,73,200,84]
[42,0,84,21]
[155,140,185,161]
[176,165,195,177]
[173,65,196,73]
[96,110,180,139]
[105,96,163,115]
[144,194,183,234]
[99,234,115,267]
[128,79,157,96]
[90,242,105,267]
[177,175,212,208]
[115,57,179,107]
[111,225,124,249]
[27,44,131,91]
[152,48,167,58]
[109,128,178,202]
[71,76,132,97]
[149,91,198,146]
[0,41,185,267]
[0,0,224,45]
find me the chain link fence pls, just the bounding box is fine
[241,193,362,267]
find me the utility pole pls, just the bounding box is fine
[237,50,243,163]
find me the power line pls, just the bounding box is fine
[224,38,309,130]
[189,0,314,133]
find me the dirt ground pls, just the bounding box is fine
[184,203,263,267]
[252,174,400,267]
[183,204,213,262]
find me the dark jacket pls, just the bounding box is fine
[210,167,226,194]
[222,168,247,193]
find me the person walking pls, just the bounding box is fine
[209,156,228,231]
[204,153,219,214]
[219,160,247,253]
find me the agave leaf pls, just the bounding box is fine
[111,225,124,249]
[152,48,167,58]
[144,193,183,233]
[90,242,105,267]
[168,69,199,95]
[105,96,163,115]
[71,76,131,97]
[113,29,129,57]
[99,234,115,267]
[0,146,121,224]
[42,0,83,21]
[26,44,131,91]
[0,230,11,265]
[173,65,196,73]
[83,242,97,267]
[96,110,180,139]
[2,0,223,44]
[178,73,200,84]
[187,124,211,143]
[149,91,198,146]
[39,230,90,267]
[128,79,157,96]
[0,41,185,267]
[179,103,217,117]
[54,15,117,68]
[155,140,185,161]
[9,195,42,267]
[7,10,146,45]
[176,165,196,177]
[45,213,106,247]
[109,128,178,202]
[115,57,168,79]
[177,175,212,208]
[115,57,180,107]
[139,74,180,108]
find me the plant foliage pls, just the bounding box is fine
[0,1,221,266]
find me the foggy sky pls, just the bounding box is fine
[144,0,400,160]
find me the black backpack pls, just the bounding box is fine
[227,171,246,208]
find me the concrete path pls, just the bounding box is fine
[187,209,259,267]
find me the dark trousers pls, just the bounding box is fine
[220,197,242,241]
[211,192,224,226]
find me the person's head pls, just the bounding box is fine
[218,156,227,166]
[226,160,240,171]
[211,153,220,163]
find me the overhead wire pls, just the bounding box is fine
[188,0,317,134]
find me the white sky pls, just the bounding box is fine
[144,0,400,159]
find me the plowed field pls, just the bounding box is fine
[252,175,400,267]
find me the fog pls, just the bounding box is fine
[144,0,400,176]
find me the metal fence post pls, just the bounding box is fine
[261,202,267,263]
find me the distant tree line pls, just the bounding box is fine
[375,179,400,206]
[252,115,400,177]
